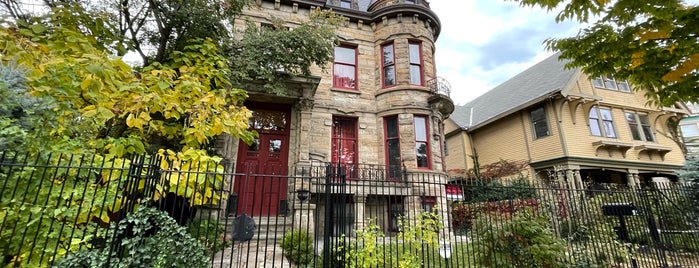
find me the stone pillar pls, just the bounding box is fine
[354,195,367,230]
[293,202,316,235]
[627,172,640,189]
[295,98,314,163]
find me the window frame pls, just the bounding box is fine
[529,106,550,139]
[333,45,358,90]
[592,75,631,92]
[589,106,617,138]
[625,112,655,142]
[339,0,352,8]
[414,115,431,169]
[384,116,402,179]
[408,41,423,86]
[331,116,359,178]
[381,42,396,88]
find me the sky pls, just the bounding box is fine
[429,1,581,105]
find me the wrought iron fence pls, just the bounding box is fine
[2,153,698,267]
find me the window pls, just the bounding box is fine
[592,75,630,92]
[384,116,401,179]
[388,196,403,232]
[339,0,351,8]
[330,195,354,236]
[625,112,654,142]
[589,106,617,138]
[409,42,423,85]
[414,115,430,168]
[530,106,550,139]
[382,43,395,87]
[331,117,358,178]
[333,45,357,90]
[681,124,699,139]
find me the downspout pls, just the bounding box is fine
[551,93,568,157]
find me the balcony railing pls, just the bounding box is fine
[427,76,451,97]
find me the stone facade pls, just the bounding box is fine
[218,0,454,240]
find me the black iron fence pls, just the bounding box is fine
[1,152,698,267]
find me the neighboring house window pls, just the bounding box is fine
[384,116,401,179]
[333,45,357,90]
[592,75,631,92]
[414,115,430,169]
[339,0,351,8]
[625,112,654,142]
[589,106,617,138]
[530,106,550,139]
[409,42,423,85]
[681,124,699,141]
[332,117,358,178]
[382,43,396,87]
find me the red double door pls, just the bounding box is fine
[234,105,290,216]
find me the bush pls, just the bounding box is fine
[187,218,230,255]
[54,205,210,268]
[472,209,567,268]
[280,230,314,266]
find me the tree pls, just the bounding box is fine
[512,0,699,106]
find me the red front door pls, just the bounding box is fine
[234,105,289,216]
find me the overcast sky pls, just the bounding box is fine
[430,1,580,105]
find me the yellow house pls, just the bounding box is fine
[445,53,688,187]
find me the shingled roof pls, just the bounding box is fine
[451,52,578,131]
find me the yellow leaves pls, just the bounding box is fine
[662,53,699,83]
[630,51,645,69]
[125,112,151,131]
[637,29,670,43]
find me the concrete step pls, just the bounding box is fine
[222,216,294,242]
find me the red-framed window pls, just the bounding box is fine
[333,45,357,90]
[384,116,401,179]
[331,116,358,179]
[381,42,396,88]
[414,115,430,169]
[409,41,423,85]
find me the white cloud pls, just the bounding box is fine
[431,0,580,105]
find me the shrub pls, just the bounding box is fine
[472,209,567,268]
[280,230,314,266]
[187,218,230,255]
[54,205,210,268]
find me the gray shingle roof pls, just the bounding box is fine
[451,52,578,131]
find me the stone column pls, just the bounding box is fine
[293,201,316,235]
[354,195,367,230]
[295,98,314,163]
[627,172,640,189]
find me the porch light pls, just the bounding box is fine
[439,242,452,268]
[296,189,310,203]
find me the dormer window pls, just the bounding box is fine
[340,0,352,8]
[592,75,631,92]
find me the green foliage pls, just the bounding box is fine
[471,210,567,268]
[231,8,340,95]
[54,205,210,268]
[512,0,699,106]
[280,230,315,266]
[0,154,133,267]
[1,12,254,156]
[464,177,538,203]
[187,218,230,256]
[343,210,443,268]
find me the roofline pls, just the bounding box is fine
[465,89,562,132]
